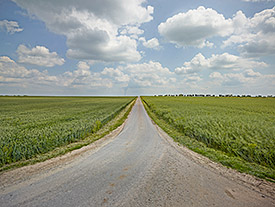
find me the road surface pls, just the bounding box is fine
[0,98,274,206]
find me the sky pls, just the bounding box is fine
[0,0,275,96]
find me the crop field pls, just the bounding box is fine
[0,96,134,167]
[142,96,275,174]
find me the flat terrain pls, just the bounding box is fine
[0,96,133,167]
[0,98,274,206]
[142,96,275,179]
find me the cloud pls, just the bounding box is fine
[185,76,202,82]
[243,69,261,77]
[62,60,176,90]
[0,56,58,86]
[210,72,252,86]
[175,53,267,74]
[62,61,112,88]
[208,69,275,95]
[13,0,154,63]
[158,6,275,57]
[66,31,141,62]
[0,20,23,34]
[124,61,174,87]
[16,44,65,67]
[101,67,130,83]
[223,7,275,57]
[120,26,144,39]
[175,53,208,74]
[0,55,176,93]
[209,69,272,86]
[1,55,273,95]
[242,0,275,2]
[158,6,233,48]
[140,37,160,50]
[0,56,111,90]
[102,61,174,88]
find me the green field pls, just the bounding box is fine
[142,96,275,179]
[0,96,134,167]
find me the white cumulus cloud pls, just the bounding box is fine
[102,67,130,83]
[62,61,112,88]
[13,0,154,63]
[120,26,144,39]
[210,72,252,86]
[175,53,267,74]
[0,56,58,86]
[223,7,275,57]
[158,6,233,48]
[0,20,23,34]
[175,53,208,74]
[102,61,174,88]
[0,55,176,93]
[16,44,65,67]
[242,0,275,2]
[209,69,274,87]
[1,55,274,95]
[140,37,160,49]
[243,69,262,77]
[185,76,202,82]
[0,56,111,89]
[158,6,275,57]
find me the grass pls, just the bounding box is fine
[141,96,275,180]
[0,96,136,170]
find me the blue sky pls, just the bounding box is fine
[0,0,274,96]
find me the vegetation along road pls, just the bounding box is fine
[0,98,274,206]
[142,96,275,180]
[0,96,134,169]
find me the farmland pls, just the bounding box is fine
[0,96,134,167]
[142,96,275,179]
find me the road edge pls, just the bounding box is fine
[0,98,137,189]
[141,98,275,199]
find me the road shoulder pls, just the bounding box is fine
[0,99,136,192]
[153,118,275,199]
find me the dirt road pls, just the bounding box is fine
[0,98,274,206]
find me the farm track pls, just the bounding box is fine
[0,98,274,207]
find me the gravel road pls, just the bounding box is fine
[0,98,274,207]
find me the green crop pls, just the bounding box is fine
[142,96,275,170]
[0,96,134,166]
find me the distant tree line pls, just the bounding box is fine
[154,94,275,98]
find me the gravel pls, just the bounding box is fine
[0,98,274,207]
